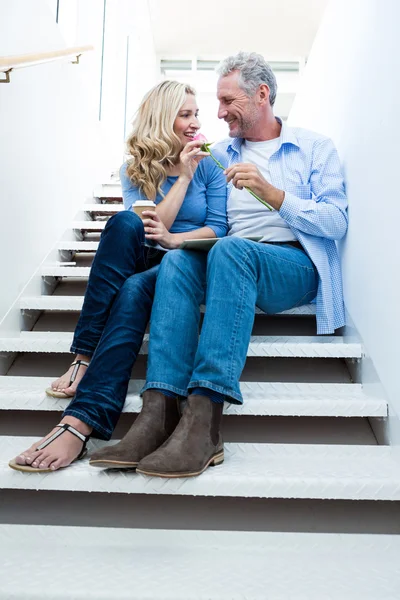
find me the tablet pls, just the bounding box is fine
[179,236,263,251]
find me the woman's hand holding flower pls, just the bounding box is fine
[178,139,210,183]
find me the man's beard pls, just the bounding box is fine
[229,106,259,138]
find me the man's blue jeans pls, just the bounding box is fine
[63,210,163,439]
[142,237,318,404]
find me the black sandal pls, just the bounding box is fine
[46,359,90,398]
[8,423,90,473]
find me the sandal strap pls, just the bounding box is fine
[36,423,90,452]
[69,360,90,386]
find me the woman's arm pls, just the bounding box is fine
[120,164,141,211]
[201,149,228,238]
[154,140,209,230]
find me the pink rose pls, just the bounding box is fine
[193,133,208,144]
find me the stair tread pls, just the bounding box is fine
[93,184,122,198]
[82,203,124,212]
[0,332,362,358]
[71,221,107,230]
[0,377,386,416]
[56,241,100,251]
[20,294,317,316]
[0,525,399,599]
[2,438,400,500]
[42,265,92,276]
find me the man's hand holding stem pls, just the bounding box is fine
[224,163,285,211]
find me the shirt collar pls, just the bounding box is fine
[227,117,300,155]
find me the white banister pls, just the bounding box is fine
[0,45,94,83]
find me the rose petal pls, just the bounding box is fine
[193,133,208,143]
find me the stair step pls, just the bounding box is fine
[2,438,400,500]
[0,332,362,358]
[72,221,107,231]
[0,377,386,416]
[57,241,99,251]
[83,203,124,213]
[42,265,91,276]
[19,294,317,316]
[93,184,122,198]
[1,526,398,599]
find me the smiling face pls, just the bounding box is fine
[217,71,261,139]
[173,94,201,147]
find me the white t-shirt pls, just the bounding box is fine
[227,138,297,242]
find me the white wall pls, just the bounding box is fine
[0,0,159,329]
[0,0,105,326]
[125,2,159,138]
[100,0,159,168]
[289,0,400,443]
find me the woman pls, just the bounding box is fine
[9,80,227,473]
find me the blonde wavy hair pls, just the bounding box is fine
[125,80,196,201]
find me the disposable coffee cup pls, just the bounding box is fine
[133,200,156,219]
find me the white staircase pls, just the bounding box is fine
[1,526,399,600]
[1,184,399,599]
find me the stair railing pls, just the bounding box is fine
[0,45,94,84]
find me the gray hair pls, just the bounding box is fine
[216,52,277,107]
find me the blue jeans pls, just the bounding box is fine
[70,210,162,356]
[142,237,318,404]
[63,210,164,439]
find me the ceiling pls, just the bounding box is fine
[148,0,329,59]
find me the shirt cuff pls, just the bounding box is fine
[278,191,303,226]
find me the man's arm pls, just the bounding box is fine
[278,138,348,240]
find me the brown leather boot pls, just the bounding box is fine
[89,390,181,469]
[136,394,224,478]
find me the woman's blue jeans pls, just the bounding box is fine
[63,210,163,439]
[142,237,318,404]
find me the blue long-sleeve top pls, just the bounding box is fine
[119,153,228,239]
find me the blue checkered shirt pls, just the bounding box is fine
[213,119,348,334]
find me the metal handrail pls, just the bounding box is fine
[0,45,94,83]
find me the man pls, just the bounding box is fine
[93,51,347,477]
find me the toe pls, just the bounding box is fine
[50,450,78,470]
[51,371,72,391]
[48,457,64,471]
[62,385,76,396]
[15,442,41,465]
[29,450,46,467]
[36,454,54,470]
[15,453,28,465]
[24,454,36,465]
[51,378,62,390]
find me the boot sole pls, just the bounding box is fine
[136,450,224,478]
[89,459,138,469]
